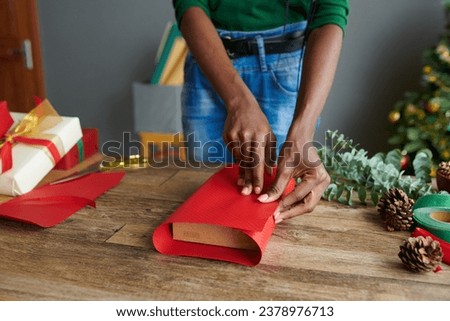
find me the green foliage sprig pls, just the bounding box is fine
[318,130,433,206]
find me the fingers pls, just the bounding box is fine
[264,132,277,176]
[286,164,330,204]
[228,140,245,186]
[251,139,265,194]
[234,135,271,195]
[249,132,277,194]
[274,192,316,224]
[240,140,253,195]
[237,166,245,187]
[227,139,242,166]
[258,165,293,203]
[228,138,261,195]
[241,168,253,195]
[280,177,316,208]
[226,130,275,195]
[274,170,331,224]
[224,136,248,188]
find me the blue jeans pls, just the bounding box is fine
[181,21,308,164]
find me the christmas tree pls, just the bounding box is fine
[387,0,450,171]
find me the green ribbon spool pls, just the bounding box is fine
[413,194,450,243]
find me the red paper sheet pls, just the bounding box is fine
[0,172,125,227]
[153,165,295,266]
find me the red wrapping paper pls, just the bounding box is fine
[153,165,295,266]
[412,227,450,265]
[54,128,99,170]
[0,171,125,227]
[0,101,14,172]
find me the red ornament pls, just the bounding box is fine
[400,155,410,170]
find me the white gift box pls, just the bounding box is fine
[0,111,82,196]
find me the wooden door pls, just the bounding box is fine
[0,0,45,113]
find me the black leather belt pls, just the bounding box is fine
[221,31,305,59]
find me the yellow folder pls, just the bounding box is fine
[159,37,188,86]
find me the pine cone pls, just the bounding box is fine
[377,188,414,231]
[438,161,450,178]
[437,161,450,193]
[398,236,443,272]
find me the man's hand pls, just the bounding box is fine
[258,140,330,223]
[256,24,343,222]
[180,7,277,192]
[223,94,277,195]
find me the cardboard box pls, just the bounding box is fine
[139,131,186,161]
[0,102,82,196]
[172,222,258,250]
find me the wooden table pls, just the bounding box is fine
[0,166,449,300]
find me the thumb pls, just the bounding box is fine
[257,167,292,203]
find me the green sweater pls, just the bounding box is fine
[172,0,349,32]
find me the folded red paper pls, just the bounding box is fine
[152,165,295,266]
[0,171,125,227]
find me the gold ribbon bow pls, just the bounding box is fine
[0,100,64,173]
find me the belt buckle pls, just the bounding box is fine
[288,30,304,40]
[222,36,236,59]
[226,48,235,59]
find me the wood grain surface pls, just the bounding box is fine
[0,166,449,301]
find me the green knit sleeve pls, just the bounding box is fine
[310,0,350,33]
[172,0,210,27]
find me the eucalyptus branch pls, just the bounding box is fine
[319,130,433,206]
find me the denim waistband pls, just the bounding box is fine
[217,21,308,40]
[215,21,307,71]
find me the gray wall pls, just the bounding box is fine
[318,0,446,152]
[37,0,175,146]
[37,0,446,154]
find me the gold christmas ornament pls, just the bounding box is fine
[388,111,401,124]
[405,104,417,116]
[427,75,437,83]
[425,101,440,113]
[398,236,443,272]
[423,65,432,75]
[437,44,448,53]
[430,164,437,178]
[417,110,426,120]
[442,150,450,160]
[436,44,450,64]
